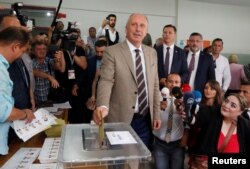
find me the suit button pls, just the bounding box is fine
[132,106,135,109]
[134,91,137,94]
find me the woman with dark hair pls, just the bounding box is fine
[201,80,223,108]
[188,80,223,156]
[188,93,250,169]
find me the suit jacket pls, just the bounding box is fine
[8,58,31,109]
[191,106,250,154]
[96,41,161,124]
[156,45,189,83]
[186,51,215,92]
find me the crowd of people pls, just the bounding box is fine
[1,9,250,169]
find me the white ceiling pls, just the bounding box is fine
[191,0,250,7]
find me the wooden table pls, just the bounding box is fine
[0,132,107,169]
[0,132,46,167]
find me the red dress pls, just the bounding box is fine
[217,132,239,153]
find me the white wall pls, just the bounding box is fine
[0,0,176,45]
[177,0,250,55]
[1,0,250,55]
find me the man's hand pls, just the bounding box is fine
[71,84,79,96]
[93,107,108,126]
[159,78,167,86]
[153,119,161,130]
[160,100,168,110]
[49,77,59,88]
[54,50,63,62]
[23,109,35,123]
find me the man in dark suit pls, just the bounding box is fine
[93,13,161,150]
[156,24,189,88]
[240,80,250,120]
[185,32,215,92]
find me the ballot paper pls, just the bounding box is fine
[29,163,58,169]
[106,131,137,145]
[13,108,57,142]
[1,148,41,169]
[38,137,61,164]
[53,101,71,109]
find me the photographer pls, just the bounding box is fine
[96,14,120,46]
[32,40,65,105]
[55,28,87,123]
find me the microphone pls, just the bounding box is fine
[183,92,194,124]
[161,87,170,101]
[161,87,170,111]
[172,86,183,99]
[190,90,202,123]
[172,86,183,111]
[182,84,192,93]
[192,90,202,105]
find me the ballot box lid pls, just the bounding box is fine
[58,123,151,167]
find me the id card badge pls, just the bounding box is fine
[68,69,75,79]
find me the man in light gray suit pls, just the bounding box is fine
[93,13,161,150]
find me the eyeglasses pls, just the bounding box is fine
[213,60,216,68]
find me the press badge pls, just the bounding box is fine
[68,69,75,79]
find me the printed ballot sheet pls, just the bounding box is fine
[1,148,41,169]
[13,108,57,142]
[106,131,137,145]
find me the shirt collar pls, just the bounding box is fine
[126,39,142,53]
[163,43,174,50]
[0,54,10,69]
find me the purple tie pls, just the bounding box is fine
[187,53,195,83]
[135,49,148,116]
[164,47,170,75]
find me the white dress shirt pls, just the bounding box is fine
[163,44,175,73]
[97,26,120,42]
[212,54,231,92]
[126,39,148,113]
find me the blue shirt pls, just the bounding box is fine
[0,54,14,155]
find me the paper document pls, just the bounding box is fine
[13,108,57,142]
[53,101,71,109]
[106,131,137,145]
[1,148,41,169]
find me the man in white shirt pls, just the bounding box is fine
[211,38,231,93]
[96,14,120,46]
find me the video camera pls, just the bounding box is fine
[50,21,79,52]
[0,2,34,30]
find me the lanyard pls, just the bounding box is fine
[67,47,76,68]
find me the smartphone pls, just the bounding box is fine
[106,16,110,23]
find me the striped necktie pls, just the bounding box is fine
[187,53,195,83]
[135,49,148,116]
[164,47,170,75]
[165,97,174,142]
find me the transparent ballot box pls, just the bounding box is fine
[58,123,151,168]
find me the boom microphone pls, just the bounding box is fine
[183,92,194,123]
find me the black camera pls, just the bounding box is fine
[51,22,79,51]
[0,2,34,30]
[12,2,28,26]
